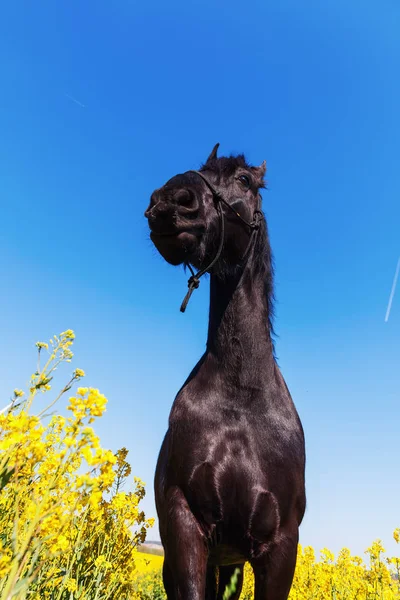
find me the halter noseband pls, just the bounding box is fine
[180,170,263,313]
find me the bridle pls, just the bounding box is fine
[180,170,263,313]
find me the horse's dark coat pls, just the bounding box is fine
[145,146,306,600]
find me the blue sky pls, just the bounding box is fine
[0,0,399,557]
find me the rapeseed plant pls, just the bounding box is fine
[0,330,153,599]
[133,532,400,600]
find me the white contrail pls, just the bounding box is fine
[65,92,85,108]
[384,256,400,322]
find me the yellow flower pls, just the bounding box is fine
[13,389,24,398]
[95,555,111,569]
[0,547,13,578]
[56,534,69,552]
[35,341,49,350]
[87,389,108,416]
[60,329,75,339]
[365,539,386,561]
[63,436,75,448]
[73,368,85,378]
[320,548,335,563]
[65,578,77,592]
[77,387,88,396]
[112,492,128,511]
[81,446,94,465]
[89,490,102,510]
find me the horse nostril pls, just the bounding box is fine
[174,188,192,206]
[145,209,157,223]
[145,200,170,221]
[145,191,163,218]
[144,205,158,221]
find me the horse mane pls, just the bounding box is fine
[201,153,275,354]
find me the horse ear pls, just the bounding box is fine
[257,160,267,177]
[206,143,220,163]
[251,160,267,182]
[251,160,267,187]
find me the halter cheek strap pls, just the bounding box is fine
[179,170,263,313]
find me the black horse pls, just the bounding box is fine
[144,145,306,600]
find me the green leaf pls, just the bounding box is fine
[223,567,241,600]
[0,462,15,491]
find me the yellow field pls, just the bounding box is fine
[133,542,400,600]
[135,552,164,573]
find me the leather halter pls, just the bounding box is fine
[180,170,263,313]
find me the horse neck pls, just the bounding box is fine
[206,243,275,383]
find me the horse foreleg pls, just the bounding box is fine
[252,526,299,600]
[162,486,208,600]
[162,559,175,600]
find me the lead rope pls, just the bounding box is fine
[179,170,262,313]
[180,201,225,312]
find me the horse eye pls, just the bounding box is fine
[238,175,250,189]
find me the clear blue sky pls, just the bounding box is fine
[1,0,399,558]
